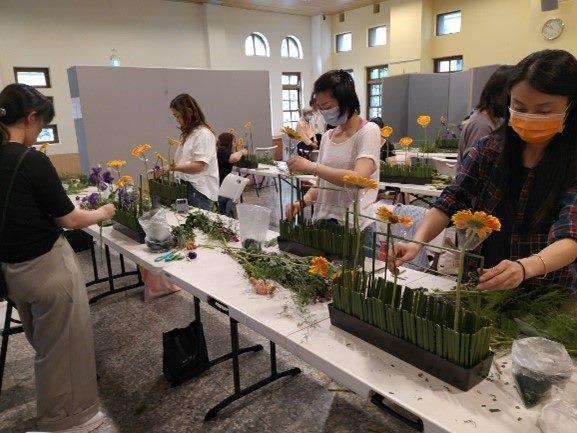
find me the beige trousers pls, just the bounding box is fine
[2,235,99,431]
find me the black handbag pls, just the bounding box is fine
[162,319,210,387]
[0,148,30,299]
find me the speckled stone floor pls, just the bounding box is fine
[0,185,412,433]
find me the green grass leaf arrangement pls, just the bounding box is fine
[234,153,275,169]
[149,179,187,207]
[332,270,493,368]
[380,162,434,183]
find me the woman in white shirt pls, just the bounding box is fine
[169,94,219,210]
[286,70,382,254]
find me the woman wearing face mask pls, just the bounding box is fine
[390,50,577,291]
[170,94,219,211]
[0,84,116,432]
[285,70,382,253]
[295,106,318,158]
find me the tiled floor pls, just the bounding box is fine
[0,185,413,433]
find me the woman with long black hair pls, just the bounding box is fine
[0,84,115,432]
[170,94,219,211]
[392,50,577,291]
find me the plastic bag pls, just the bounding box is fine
[538,399,577,433]
[511,337,574,408]
[139,208,174,252]
[140,267,180,302]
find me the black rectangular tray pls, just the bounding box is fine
[328,303,493,391]
[112,221,146,244]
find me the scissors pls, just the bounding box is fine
[155,250,179,262]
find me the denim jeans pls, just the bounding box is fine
[182,181,214,211]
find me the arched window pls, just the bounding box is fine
[281,36,303,59]
[244,33,270,57]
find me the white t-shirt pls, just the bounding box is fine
[174,127,220,201]
[313,121,381,230]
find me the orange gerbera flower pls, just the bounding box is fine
[375,206,413,227]
[451,210,501,240]
[380,125,393,139]
[280,126,302,141]
[167,137,181,146]
[106,159,126,168]
[244,121,252,129]
[342,174,379,189]
[131,144,151,157]
[309,256,329,277]
[417,115,431,127]
[399,137,414,148]
[38,143,49,153]
[116,175,134,187]
[228,128,235,134]
[236,137,245,147]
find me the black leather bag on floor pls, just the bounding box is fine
[163,320,210,387]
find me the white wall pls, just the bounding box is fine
[0,0,313,155]
[0,0,209,155]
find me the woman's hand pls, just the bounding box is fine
[387,242,422,273]
[478,260,524,291]
[284,200,302,220]
[287,156,315,174]
[99,203,116,221]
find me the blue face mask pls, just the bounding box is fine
[321,106,349,126]
[304,114,313,122]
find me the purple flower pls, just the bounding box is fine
[81,192,100,209]
[187,251,197,260]
[88,165,103,185]
[75,196,80,201]
[102,171,114,184]
[117,187,136,208]
[97,182,108,191]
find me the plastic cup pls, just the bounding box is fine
[236,204,271,248]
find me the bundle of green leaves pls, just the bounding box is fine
[181,211,239,243]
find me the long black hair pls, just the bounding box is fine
[0,84,54,145]
[499,49,577,229]
[477,65,512,119]
[313,69,360,119]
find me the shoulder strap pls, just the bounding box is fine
[0,147,30,243]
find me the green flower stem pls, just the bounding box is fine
[454,235,474,331]
[353,190,361,269]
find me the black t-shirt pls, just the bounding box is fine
[217,147,232,184]
[0,142,74,263]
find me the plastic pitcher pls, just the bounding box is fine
[236,204,271,246]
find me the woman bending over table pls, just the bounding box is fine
[391,49,577,292]
[285,70,382,254]
[170,94,219,211]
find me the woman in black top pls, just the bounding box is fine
[0,84,115,432]
[216,132,247,184]
[369,117,396,160]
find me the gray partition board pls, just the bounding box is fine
[380,75,410,139]
[470,64,501,111]
[68,66,271,178]
[407,73,450,139]
[448,70,471,126]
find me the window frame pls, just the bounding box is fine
[244,32,270,57]
[368,25,387,47]
[281,36,303,59]
[281,72,302,129]
[366,65,389,119]
[13,67,51,88]
[36,124,59,144]
[434,55,464,73]
[436,10,462,36]
[335,32,352,53]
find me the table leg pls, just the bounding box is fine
[204,320,301,421]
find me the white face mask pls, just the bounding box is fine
[321,106,349,126]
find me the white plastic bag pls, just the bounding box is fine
[511,337,574,408]
[138,208,174,251]
[538,399,577,433]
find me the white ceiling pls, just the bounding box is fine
[170,0,380,16]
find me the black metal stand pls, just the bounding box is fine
[0,300,24,400]
[204,317,301,421]
[88,244,144,304]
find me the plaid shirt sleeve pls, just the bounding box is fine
[549,182,577,244]
[433,138,487,217]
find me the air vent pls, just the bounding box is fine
[541,0,559,11]
[339,12,345,22]
[373,3,381,14]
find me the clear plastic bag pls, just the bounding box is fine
[511,337,574,408]
[138,208,175,252]
[538,399,577,433]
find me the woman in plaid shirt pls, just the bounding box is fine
[391,49,577,291]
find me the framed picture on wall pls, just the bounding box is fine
[37,124,59,144]
[14,67,51,88]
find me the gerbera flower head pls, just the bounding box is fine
[228,128,235,134]
[380,125,393,139]
[280,126,302,141]
[342,174,379,189]
[309,256,329,277]
[167,137,181,146]
[451,210,501,240]
[106,159,126,168]
[375,206,413,227]
[116,175,134,188]
[417,115,431,127]
[399,137,414,148]
[244,121,252,129]
[131,144,151,157]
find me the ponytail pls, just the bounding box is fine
[0,84,54,146]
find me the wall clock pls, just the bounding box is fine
[542,18,564,40]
